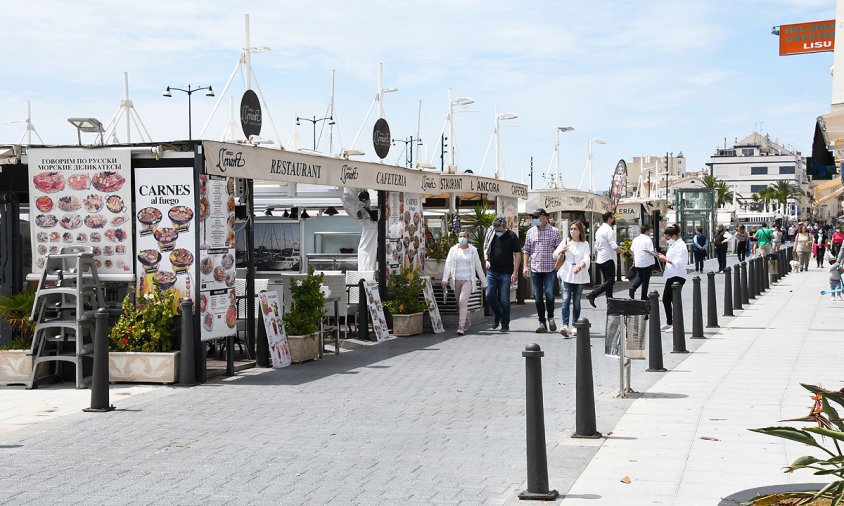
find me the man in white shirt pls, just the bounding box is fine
[586,211,625,308]
[656,225,689,332]
[629,225,656,300]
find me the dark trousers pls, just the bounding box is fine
[630,266,652,299]
[662,276,686,325]
[816,246,827,267]
[531,271,555,323]
[716,247,727,272]
[737,242,747,262]
[693,250,705,272]
[486,271,512,325]
[592,260,616,299]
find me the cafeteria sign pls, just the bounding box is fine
[779,20,835,56]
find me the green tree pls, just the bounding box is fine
[769,180,805,208]
[702,176,735,208]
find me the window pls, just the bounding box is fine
[750,166,768,175]
[742,148,755,156]
[718,149,736,157]
[750,185,767,193]
[779,166,795,174]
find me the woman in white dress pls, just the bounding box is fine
[553,220,591,337]
[442,230,488,335]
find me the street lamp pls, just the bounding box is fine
[296,115,335,151]
[163,84,214,140]
[554,126,575,188]
[586,138,606,192]
[494,106,518,179]
[447,90,474,172]
[392,136,423,168]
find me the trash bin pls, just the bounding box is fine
[604,298,650,360]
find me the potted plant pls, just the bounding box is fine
[0,285,37,386]
[282,267,325,362]
[383,268,427,337]
[108,281,180,384]
[423,231,455,276]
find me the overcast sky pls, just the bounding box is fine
[0,0,836,190]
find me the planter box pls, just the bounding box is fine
[0,350,35,386]
[287,333,320,363]
[421,259,445,277]
[109,351,179,384]
[392,312,423,337]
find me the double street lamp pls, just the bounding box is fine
[296,115,335,151]
[163,84,214,140]
[553,126,575,188]
[494,107,518,179]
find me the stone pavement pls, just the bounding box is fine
[562,265,840,505]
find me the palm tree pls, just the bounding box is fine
[702,176,735,207]
[769,181,805,209]
[463,204,495,263]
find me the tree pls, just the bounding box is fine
[702,176,735,207]
[769,180,805,207]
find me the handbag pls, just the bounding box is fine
[626,265,637,280]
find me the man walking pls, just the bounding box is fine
[523,208,561,333]
[629,225,655,300]
[713,223,728,273]
[755,222,774,257]
[484,217,522,333]
[587,211,625,308]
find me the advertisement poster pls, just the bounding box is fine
[422,277,444,334]
[28,147,134,278]
[384,191,425,273]
[198,174,237,341]
[385,191,402,270]
[258,290,291,368]
[363,281,390,341]
[496,197,519,238]
[134,167,196,314]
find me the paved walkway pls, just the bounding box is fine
[562,266,840,505]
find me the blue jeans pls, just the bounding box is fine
[561,282,584,326]
[531,271,555,323]
[486,271,512,326]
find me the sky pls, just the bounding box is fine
[0,0,837,191]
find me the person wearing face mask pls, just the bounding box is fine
[483,217,522,332]
[442,230,488,335]
[553,220,591,337]
[523,208,562,333]
[629,224,656,299]
[656,225,688,332]
[586,211,625,308]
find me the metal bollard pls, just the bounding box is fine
[573,318,601,437]
[691,276,704,338]
[84,308,114,413]
[646,291,666,372]
[759,255,767,292]
[733,263,742,311]
[748,258,756,300]
[763,254,771,289]
[780,249,787,277]
[671,282,688,353]
[519,344,559,501]
[724,267,734,317]
[740,261,749,305]
[771,253,779,284]
[706,271,719,328]
[178,298,197,386]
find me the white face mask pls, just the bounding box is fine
[570,229,580,239]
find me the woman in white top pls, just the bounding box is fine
[629,224,656,300]
[442,230,488,335]
[656,225,688,332]
[552,220,591,337]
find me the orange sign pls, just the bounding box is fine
[779,20,835,56]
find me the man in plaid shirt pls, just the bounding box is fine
[522,208,562,333]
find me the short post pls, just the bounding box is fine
[573,318,601,438]
[706,271,719,328]
[748,258,756,300]
[691,275,704,338]
[519,344,559,501]
[723,267,734,317]
[780,249,787,277]
[759,255,767,292]
[671,282,688,353]
[84,308,114,413]
[733,263,742,311]
[770,253,779,284]
[740,261,749,305]
[357,279,369,340]
[179,298,197,386]
[646,291,666,372]
[764,254,771,288]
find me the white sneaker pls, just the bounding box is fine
[571,327,578,336]
[661,323,673,332]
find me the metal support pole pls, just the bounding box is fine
[706,271,719,328]
[740,261,749,306]
[646,291,666,372]
[748,258,756,300]
[246,179,257,360]
[573,318,601,437]
[357,279,369,340]
[518,343,559,501]
[671,282,688,353]
[762,254,769,291]
[723,267,734,317]
[691,275,704,338]
[733,262,742,311]
[179,298,197,385]
[84,308,114,413]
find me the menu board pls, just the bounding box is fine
[258,290,292,368]
[28,147,133,277]
[134,167,196,313]
[422,277,444,334]
[363,281,390,341]
[385,191,425,272]
[496,197,519,238]
[198,174,237,341]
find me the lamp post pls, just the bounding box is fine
[554,126,575,188]
[163,85,214,141]
[494,106,518,179]
[587,138,606,192]
[392,136,422,168]
[296,115,335,151]
[448,90,474,172]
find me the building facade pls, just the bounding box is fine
[625,153,686,196]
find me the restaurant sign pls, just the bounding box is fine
[240,89,262,138]
[528,189,612,214]
[779,20,835,56]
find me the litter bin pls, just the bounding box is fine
[604,298,650,397]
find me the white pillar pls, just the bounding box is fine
[833,0,844,109]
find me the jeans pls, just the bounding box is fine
[662,276,686,325]
[561,282,585,326]
[829,278,841,294]
[716,247,727,272]
[486,271,512,326]
[630,266,652,299]
[531,271,555,323]
[693,250,705,272]
[592,260,616,299]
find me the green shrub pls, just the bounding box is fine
[383,268,427,315]
[109,281,176,352]
[282,267,326,336]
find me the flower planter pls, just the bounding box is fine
[392,312,423,337]
[0,350,36,386]
[287,332,320,363]
[109,351,179,384]
[421,259,445,277]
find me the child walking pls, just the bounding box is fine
[828,257,843,301]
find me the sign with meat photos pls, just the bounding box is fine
[27,147,134,278]
[198,174,237,341]
[134,167,197,311]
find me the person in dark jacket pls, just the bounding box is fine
[713,223,728,273]
[692,226,708,273]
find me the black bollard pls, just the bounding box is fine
[646,291,666,372]
[84,308,114,413]
[724,267,734,317]
[780,249,787,278]
[763,254,770,289]
[178,298,197,386]
[671,282,688,353]
[573,318,601,437]
[740,261,749,305]
[691,276,704,338]
[759,256,766,293]
[706,271,719,328]
[519,343,559,501]
[357,279,369,341]
[733,262,742,311]
[748,258,756,300]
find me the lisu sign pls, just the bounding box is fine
[779,20,835,56]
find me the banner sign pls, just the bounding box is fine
[386,191,425,272]
[609,159,627,211]
[422,277,444,334]
[363,281,390,341]
[258,290,292,368]
[496,197,519,237]
[198,174,237,341]
[240,89,262,138]
[203,141,528,199]
[779,20,835,56]
[372,118,391,159]
[528,189,612,214]
[28,147,134,279]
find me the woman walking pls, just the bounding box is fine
[794,224,813,272]
[692,226,708,273]
[657,226,688,332]
[442,230,488,335]
[772,225,783,253]
[735,225,749,262]
[629,224,656,299]
[832,225,844,258]
[815,227,829,269]
[552,220,591,337]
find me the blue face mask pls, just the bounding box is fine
[458,237,468,245]
[495,231,504,238]
[533,218,541,226]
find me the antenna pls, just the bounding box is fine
[350,62,397,152]
[102,72,152,144]
[17,100,45,145]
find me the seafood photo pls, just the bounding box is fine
[57,195,81,212]
[35,196,53,212]
[67,173,90,191]
[105,228,127,242]
[59,214,82,230]
[84,214,106,229]
[35,214,58,228]
[32,172,65,193]
[91,171,125,192]
[106,195,124,213]
[83,194,103,212]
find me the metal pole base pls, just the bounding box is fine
[571,431,602,439]
[670,350,690,354]
[691,336,708,339]
[518,490,559,501]
[646,367,667,372]
[83,406,115,413]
